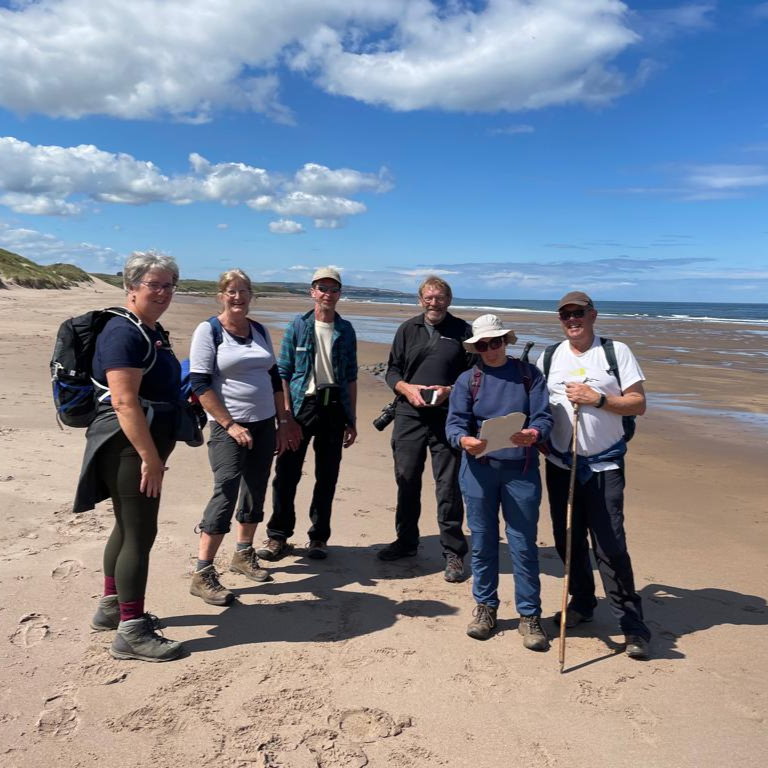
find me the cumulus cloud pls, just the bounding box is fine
[0,0,650,120]
[269,219,305,234]
[0,137,389,228]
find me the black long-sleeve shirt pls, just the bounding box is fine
[385,312,475,400]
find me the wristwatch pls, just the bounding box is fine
[595,394,607,409]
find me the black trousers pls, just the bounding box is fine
[267,397,345,543]
[391,408,467,557]
[546,461,650,639]
[199,419,276,535]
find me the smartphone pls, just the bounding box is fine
[419,388,437,405]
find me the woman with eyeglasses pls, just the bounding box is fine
[187,269,297,606]
[74,251,185,662]
[446,314,553,651]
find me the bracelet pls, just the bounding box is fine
[222,420,235,430]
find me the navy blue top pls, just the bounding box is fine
[446,358,553,462]
[92,316,181,402]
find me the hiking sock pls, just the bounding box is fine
[196,559,214,572]
[236,542,252,552]
[119,599,145,622]
[104,576,118,596]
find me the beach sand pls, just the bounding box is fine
[1,282,766,767]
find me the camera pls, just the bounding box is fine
[373,400,397,431]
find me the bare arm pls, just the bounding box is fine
[106,368,165,498]
[198,389,253,449]
[344,381,358,448]
[565,381,646,416]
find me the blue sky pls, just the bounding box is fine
[0,0,766,302]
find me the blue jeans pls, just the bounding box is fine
[459,455,542,615]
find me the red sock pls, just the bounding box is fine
[119,599,145,622]
[104,576,117,597]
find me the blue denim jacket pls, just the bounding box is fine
[277,310,358,425]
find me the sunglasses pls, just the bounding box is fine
[314,284,341,294]
[559,308,588,321]
[475,337,505,353]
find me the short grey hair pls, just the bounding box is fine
[123,251,180,291]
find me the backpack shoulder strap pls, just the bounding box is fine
[542,342,561,380]
[515,357,533,394]
[600,337,623,392]
[470,365,483,402]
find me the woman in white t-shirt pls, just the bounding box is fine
[187,269,299,606]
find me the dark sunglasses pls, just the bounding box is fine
[314,284,341,294]
[559,308,587,321]
[475,337,505,353]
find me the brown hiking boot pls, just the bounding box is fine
[255,538,291,561]
[230,547,271,582]
[443,553,465,583]
[306,540,328,559]
[190,565,234,606]
[519,615,550,651]
[466,604,497,640]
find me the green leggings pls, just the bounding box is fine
[97,422,176,603]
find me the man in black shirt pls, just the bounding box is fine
[379,276,473,581]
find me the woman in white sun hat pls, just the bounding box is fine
[446,314,553,651]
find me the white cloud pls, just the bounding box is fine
[488,124,535,136]
[0,220,123,272]
[756,3,768,21]
[684,164,768,192]
[0,137,389,228]
[0,0,646,120]
[269,218,306,234]
[216,223,229,230]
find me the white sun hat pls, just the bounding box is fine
[463,314,517,352]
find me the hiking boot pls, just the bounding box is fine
[230,547,271,582]
[91,594,120,631]
[110,614,183,662]
[443,553,465,583]
[255,538,291,561]
[625,635,650,660]
[519,615,550,651]
[306,540,328,560]
[466,604,497,640]
[190,565,235,605]
[377,540,418,561]
[553,606,594,629]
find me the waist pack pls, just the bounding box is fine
[50,307,159,428]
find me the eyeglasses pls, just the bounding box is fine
[140,281,177,294]
[421,294,449,305]
[314,284,341,294]
[475,337,505,353]
[559,308,588,321]
[224,289,250,298]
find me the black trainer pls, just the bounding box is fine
[377,540,418,561]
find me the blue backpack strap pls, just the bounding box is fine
[206,316,224,375]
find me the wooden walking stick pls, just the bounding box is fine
[559,403,581,674]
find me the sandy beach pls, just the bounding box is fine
[1,282,766,768]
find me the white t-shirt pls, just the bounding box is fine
[536,337,644,472]
[306,320,335,395]
[189,320,276,423]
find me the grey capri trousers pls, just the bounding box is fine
[199,419,276,535]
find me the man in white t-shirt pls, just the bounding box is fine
[536,291,651,659]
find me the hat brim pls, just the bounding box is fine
[464,329,517,352]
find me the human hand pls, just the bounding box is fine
[565,382,602,406]
[431,385,452,405]
[140,458,166,498]
[398,382,428,407]
[227,422,253,449]
[511,428,539,447]
[460,436,488,456]
[282,419,303,452]
[343,425,357,448]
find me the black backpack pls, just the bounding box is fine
[50,307,159,428]
[542,337,636,443]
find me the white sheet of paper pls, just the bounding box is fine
[477,412,526,457]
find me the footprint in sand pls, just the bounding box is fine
[37,693,79,739]
[303,731,369,768]
[10,613,50,647]
[52,559,84,581]
[330,708,411,743]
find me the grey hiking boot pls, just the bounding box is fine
[230,547,271,582]
[110,614,183,662]
[519,615,550,651]
[306,540,328,559]
[553,606,594,629]
[255,538,291,561]
[466,604,497,640]
[443,553,465,583]
[625,635,651,659]
[190,565,234,605]
[91,594,120,631]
